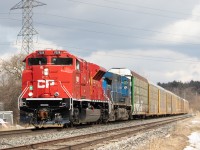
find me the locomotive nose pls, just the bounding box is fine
[33,66,58,98]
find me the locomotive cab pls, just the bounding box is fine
[20,50,81,127]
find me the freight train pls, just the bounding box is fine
[19,50,189,127]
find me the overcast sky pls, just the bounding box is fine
[1,0,200,83]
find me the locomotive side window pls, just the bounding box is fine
[52,58,73,65]
[76,60,80,70]
[28,58,47,66]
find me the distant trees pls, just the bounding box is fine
[0,54,25,123]
[158,80,200,93]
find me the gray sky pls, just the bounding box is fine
[1,0,200,83]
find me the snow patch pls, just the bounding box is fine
[184,132,200,150]
[191,120,200,124]
[165,134,171,138]
[0,118,8,128]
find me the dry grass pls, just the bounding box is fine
[140,115,200,150]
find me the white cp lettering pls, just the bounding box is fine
[38,80,55,88]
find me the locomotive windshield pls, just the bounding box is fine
[52,58,73,65]
[28,58,47,66]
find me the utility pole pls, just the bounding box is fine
[11,0,46,54]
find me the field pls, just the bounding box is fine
[140,113,200,150]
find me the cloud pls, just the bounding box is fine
[34,38,63,50]
[82,49,200,83]
[154,3,200,44]
[1,0,200,84]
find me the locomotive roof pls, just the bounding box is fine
[27,49,76,56]
[109,68,148,83]
[23,50,90,64]
[23,49,106,72]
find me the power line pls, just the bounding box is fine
[1,1,199,18]
[2,12,200,40]
[0,12,21,15]
[1,17,200,47]
[1,4,200,40]
[103,0,200,17]
[37,25,200,46]
[32,13,200,39]
[0,12,199,47]
[2,18,200,47]
[2,40,200,64]
[65,0,194,20]
[34,42,200,64]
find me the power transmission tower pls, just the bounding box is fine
[11,0,46,54]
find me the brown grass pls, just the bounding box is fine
[140,115,199,150]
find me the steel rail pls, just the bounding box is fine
[0,127,65,138]
[0,128,34,137]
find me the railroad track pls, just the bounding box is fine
[0,123,107,138]
[0,127,65,138]
[2,115,190,150]
[0,128,35,137]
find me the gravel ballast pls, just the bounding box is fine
[95,123,176,150]
[0,116,183,149]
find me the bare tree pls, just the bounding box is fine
[0,54,25,80]
[0,54,26,123]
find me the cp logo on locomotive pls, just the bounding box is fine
[37,80,55,88]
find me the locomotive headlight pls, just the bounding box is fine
[28,92,33,97]
[54,50,61,55]
[38,51,45,55]
[44,68,49,76]
[54,92,59,97]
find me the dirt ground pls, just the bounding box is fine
[140,113,200,150]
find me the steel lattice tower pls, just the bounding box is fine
[11,0,46,54]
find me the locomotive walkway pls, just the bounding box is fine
[2,115,191,150]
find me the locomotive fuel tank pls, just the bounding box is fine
[78,108,101,123]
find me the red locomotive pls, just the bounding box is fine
[19,50,110,127]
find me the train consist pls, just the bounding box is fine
[19,50,189,127]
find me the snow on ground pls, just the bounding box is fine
[184,116,200,150]
[191,120,200,124]
[0,118,9,128]
[184,132,200,150]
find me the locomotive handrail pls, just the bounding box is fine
[70,98,74,115]
[103,91,113,114]
[110,91,114,102]
[103,91,110,101]
[59,81,73,115]
[18,82,29,110]
[59,81,72,98]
